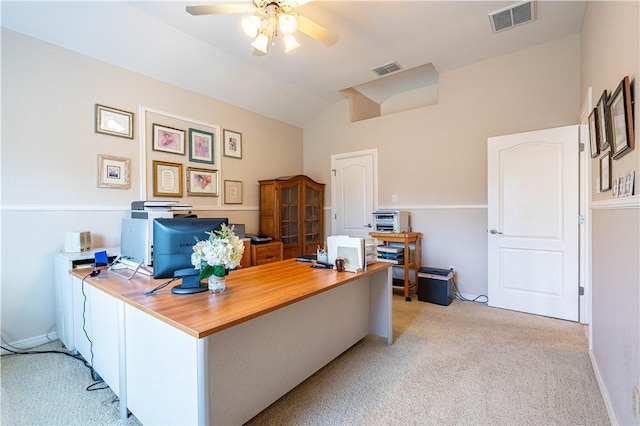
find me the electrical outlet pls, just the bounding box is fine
[633,386,639,420]
[448,265,455,272]
[391,194,398,203]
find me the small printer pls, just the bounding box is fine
[372,210,410,233]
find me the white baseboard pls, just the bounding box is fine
[1,332,59,355]
[590,350,618,425]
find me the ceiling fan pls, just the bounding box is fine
[186,0,339,55]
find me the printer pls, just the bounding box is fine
[372,210,410,233]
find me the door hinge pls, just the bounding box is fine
[579,286,585,296]
[332,169,336,176]
[334,213,337,220]
[578,214,584,224]
[579,142,585,152]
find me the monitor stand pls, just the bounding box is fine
[171,268,208,295]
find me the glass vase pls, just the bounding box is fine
[208,265,226,293]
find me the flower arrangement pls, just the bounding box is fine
[191,223,245,280]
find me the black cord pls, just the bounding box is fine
[81,272,97,379]
[144,278,178,296]
[452,272,488,304]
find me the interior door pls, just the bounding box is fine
[487,125,579,321]
[331,150,377,239]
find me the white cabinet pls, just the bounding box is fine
[54,248,117,352]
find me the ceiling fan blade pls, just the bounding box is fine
[186,4,253,15]
[296,14,339,46]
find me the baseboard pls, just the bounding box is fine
[589,349,618,425]
[1,332,59,355]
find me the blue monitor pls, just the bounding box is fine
[152,218,229,287]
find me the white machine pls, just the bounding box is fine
[372,210,410,233]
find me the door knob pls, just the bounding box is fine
[489,229,503,235]
[364,223,372,228]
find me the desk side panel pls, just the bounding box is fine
[125,305,200,426]
[208,276,370,425]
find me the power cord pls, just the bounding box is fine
[81,272,99,381]
[144,277,178,296]
[451,270,488,304]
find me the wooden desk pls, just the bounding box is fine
[369,232,422,301]
[70,260,392,425]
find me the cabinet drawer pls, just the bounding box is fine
[251,242,283,266]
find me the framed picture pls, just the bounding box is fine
[95,104,133,139]
[188,128,214,164]
[596,90,610,152]
[223,129,242,159]
[187,167,219,197]
[599,152,611,192]
[607,76,635,159]
[588,108,600,158]
[153,124,185,155]
[224,180,243,204]
[98,154,130,189]
[612,177,619,197]
[153,160,183,197]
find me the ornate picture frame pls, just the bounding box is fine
[187,167,219,197]
[188,128,214,164]
[608,76,635,159]
[223,129,242,159]
[153,160,183,197]
[153,124,185,155]
[98,154,131,189]
[95,104,133,139]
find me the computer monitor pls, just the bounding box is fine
[152,218,229,288]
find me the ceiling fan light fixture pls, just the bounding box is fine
[278,13,297,35]
[283,34,300,52]
[252,33,270,53]
[242,15,261,38]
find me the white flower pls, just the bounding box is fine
[191,224,245,279]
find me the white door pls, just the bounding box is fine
[331,150,377,239]
[487,125,579,321]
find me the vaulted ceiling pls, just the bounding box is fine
[1,1,586,127]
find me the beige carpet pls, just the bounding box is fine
[1,296,609,425]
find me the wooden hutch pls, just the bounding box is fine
[259,175,325,259]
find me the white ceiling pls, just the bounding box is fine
[1,0,586,127]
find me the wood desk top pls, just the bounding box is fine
[71,260,391,339]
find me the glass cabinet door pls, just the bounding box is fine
[304,185,321,245]
[280,184,299,245]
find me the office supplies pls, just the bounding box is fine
[372,210,410,233]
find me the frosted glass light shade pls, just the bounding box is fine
[284,34,300,52]
[278,13,297,35]
[242,15,261,38]
[252,33,270,53]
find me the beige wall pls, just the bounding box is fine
[1,29,303,345]
[304,35,580,298]
[580,2,640,425]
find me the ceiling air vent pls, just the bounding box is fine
[489,0,536,33]
[371,62,402,77]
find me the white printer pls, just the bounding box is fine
[372,210,410,233]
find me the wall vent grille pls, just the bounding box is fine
[489,0,536,33]
[371,62,402,77]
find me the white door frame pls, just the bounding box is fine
[578,87,593,333]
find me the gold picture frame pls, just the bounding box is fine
[95,104,133,139]
[153,160,183,197]
[187,167,219,197]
